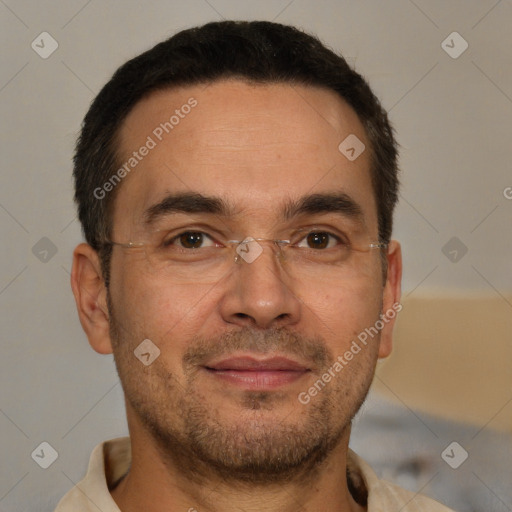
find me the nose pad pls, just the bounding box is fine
[232,238,290,267]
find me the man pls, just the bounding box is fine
[59,20,455,511]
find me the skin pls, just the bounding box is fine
[71,80,402,512]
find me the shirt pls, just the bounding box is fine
[54,437,455,511]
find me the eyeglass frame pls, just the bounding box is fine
[101,233,389,266]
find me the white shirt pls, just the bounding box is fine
[54,437,455,511]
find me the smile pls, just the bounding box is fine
[203,356,311,390]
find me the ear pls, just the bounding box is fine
[378,240,402,359]
[70,243,113,354]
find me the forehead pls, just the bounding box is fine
[112,79,377,236]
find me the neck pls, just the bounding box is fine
[111,414,366,512]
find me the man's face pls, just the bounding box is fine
[104,80,399,481]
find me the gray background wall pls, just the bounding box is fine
[0,1,511,511]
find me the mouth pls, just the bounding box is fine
[202,356,311,390]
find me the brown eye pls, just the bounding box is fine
[178,232,206,249]
[306,232,330,249]
[163,231,218,250]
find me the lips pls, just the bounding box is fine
[203,356,310,390]
[206,356,308,372]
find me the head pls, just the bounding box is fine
[71,21,402,484]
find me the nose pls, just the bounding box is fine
[218,240,301,330]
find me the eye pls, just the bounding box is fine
[296,231,342,250]
[165,231,217,249]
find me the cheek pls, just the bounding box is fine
[113,274,218,343]
[301,278,383,346]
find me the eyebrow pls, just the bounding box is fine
[143,192,236,226]
[283,193,365,225]
[142,191,366,227]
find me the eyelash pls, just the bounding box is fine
[162,229,349,249]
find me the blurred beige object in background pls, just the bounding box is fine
[374,295,512,432]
